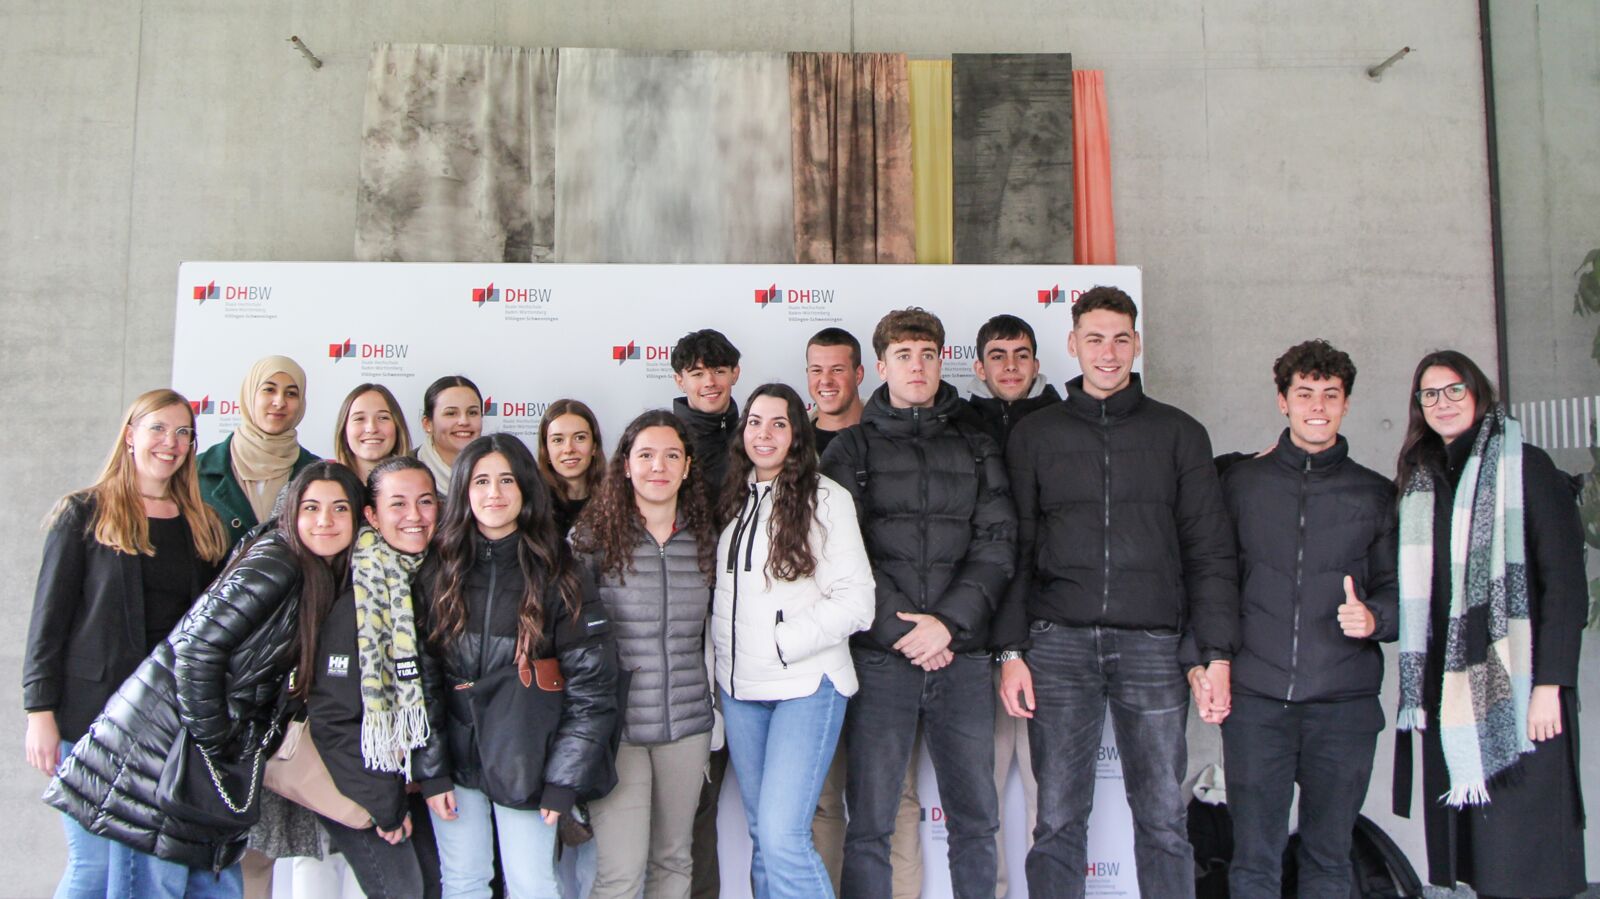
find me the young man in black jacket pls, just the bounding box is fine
[966,313,1059,897]
[995,286,1238,899]
[668,326,739,899]
[1208,340,1397,899]
[671,328,742,501]
[820,307,1017,899]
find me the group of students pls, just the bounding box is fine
[24,285,1587,899]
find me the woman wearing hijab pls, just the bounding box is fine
[199,355,319,547]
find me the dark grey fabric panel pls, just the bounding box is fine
[952,53,1074,264]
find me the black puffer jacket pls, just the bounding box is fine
[818,382,1016,653]
[412,533,618,814]
[44,530,303,871]
[995,375,1238,660]
[673,396,739,503]
[578,525,714,745]
[1219,430,1398,702]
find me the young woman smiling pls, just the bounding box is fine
[198,355,319,547]
[413,434,619,899]
[415,376,484,499]
[1392,350,1587,897]
[292,456,442,898]
[25,389,230,896]
[570,410,719,899]
[46,463,365,899]
[333,384,414,483]
[537,399,605,537]
[713,384,874,899]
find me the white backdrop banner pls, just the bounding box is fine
[174,262,1146,899]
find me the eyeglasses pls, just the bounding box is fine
[142,423,196,445]
[1415,382,1469,408]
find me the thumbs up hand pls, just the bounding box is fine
[1336,575,1376,639]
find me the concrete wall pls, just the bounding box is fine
[1,1,1539,894]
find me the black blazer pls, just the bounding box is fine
[23,494,217,742]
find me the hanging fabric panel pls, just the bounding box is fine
[1073,70,1117,265]
[355,44,558,263]
[789,52,915,264]
[909,60,954,265]
[952,53,1074,264]
[554,49,794,263]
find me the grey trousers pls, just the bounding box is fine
[588,731,714,899]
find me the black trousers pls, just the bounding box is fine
[1220,694,1384,899]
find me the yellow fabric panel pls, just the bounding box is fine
[909,60,953,265]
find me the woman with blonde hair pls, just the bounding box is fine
[198,355,319,546]
[333,383,415,483]
[24,388,229,894]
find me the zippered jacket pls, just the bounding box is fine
[993,375,1239,660]
[577,525,714,744]
[712,475,875,700]
[1221,429,1398,702]
[412,533,618,814]
[819,382,1016,654]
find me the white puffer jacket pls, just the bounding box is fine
[713,474,875,702]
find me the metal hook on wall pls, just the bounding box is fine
[288,35,322,70]
[1367,46,1411,81]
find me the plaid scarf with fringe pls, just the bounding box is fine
[1396,407,1532,806]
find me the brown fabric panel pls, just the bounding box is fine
[790,53,915,264]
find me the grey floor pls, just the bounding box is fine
[1421,886,1600,898]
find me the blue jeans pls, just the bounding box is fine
[842,649,998,899]
[56,738,110,899]
[105,843,242,899]
[722,676,848,899]
[430,784,560,899]
[1024,623,1193,899]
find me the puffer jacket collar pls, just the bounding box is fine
[861,381,970,438]
[475,528,520,566]
[1270,428,1350,475]
[673,395,740,442]
[1063,372,1145,422]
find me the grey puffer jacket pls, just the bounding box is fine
[579,525,714,745]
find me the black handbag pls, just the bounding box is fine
[157,723,277,831]
[454,654,565,809]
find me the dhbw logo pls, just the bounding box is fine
[192,281,219,303]
[754,284,780,306]
[482,396,500,416]
[328,339,355,361]
[472,283,500,304]
[190,395,215,415]
[612,341,640,364]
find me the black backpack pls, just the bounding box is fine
[1281,814,1424,898]
[1188,798,1424,898]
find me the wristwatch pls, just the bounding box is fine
[994,650,1023,664]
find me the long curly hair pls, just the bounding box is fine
[571,410,717,585]
[719,383,820,581]
[427,434,583,659]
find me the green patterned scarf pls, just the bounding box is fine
[1396,407,1531,806]
[351,526,429,776]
